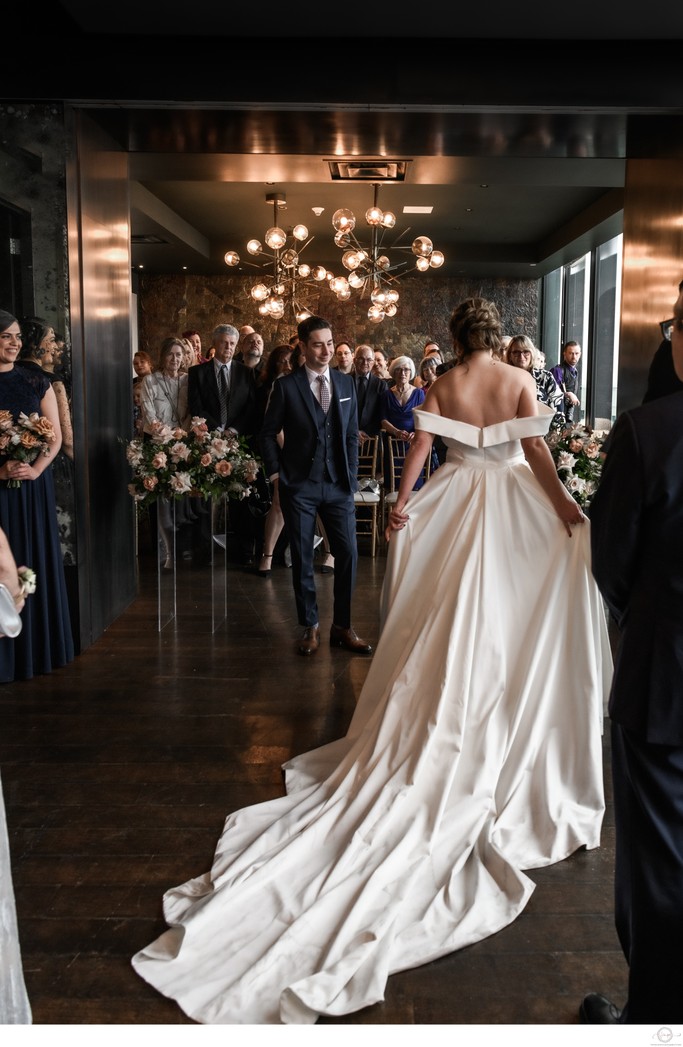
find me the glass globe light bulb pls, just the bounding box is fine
[371,286,388,305]
[348,272,365,289]
[292,223,308,241]
[269,298,285,319]
[336,287,352,301]
[368,305,385,324]
[412,235,433,258]
[332,208,356,233]
[415,256,430,272]
[296,307,312,322]
[258,302,270,316]
[224,250,240,267]
[342,249,361,270]
[387,288,400,303]
[281,249,298,267]
[382,211,396,229]
[326,271,334,281]
[356,249,368,264]
[298,263,311,278]
[312,265,327,281]
[330,276,349,294]
[273,282,285,296]
[365,205,383,226]
[334,230,351,248]
[376,254,391,271]
[251,282,269,302]
[429,250,445,268]
[385,302,398,317]
[265,226,287,250]
[247,239,262,255]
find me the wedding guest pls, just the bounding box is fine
[508,335,565,430]
[380,355,423,443]
[255,345,293,577]
[353,344,384,441]
[550,341,582,425]
[237,331,265,376]
[333,341,354,374]
[0,309,74,683]
[133,351,153,384]
[181,330,203,365]
[372,347,392,381]
[18,317,74,461]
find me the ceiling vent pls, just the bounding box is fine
[326,159,408,182]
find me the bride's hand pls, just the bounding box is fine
[557,498,585,537]
[385,504,409,543]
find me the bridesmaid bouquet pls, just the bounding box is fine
[0,410,57,487]
[125,416,261,507]
[546,423,607,509]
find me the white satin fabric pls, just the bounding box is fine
[0,771,31,1024]
[132,407,611,1024]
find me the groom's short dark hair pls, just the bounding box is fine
[298,315,331,343]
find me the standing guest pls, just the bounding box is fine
[261,315,371,656]
[255,345,293,577]
[0,310,74,683]
[417,355,440,391]
[133,351,153,384]
[508,335,565,430]
[353,344,384,441]
[581,289,683,1026]
[181,330,203,365]
[237,331,265,377]
[333,341,354,374]
[373,347,392,382]
[642,279,683,402]
[188,323,257,565]
[551,340,582,425]
[178,338,197,375]
[139,337,193,568]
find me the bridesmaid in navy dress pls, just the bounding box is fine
[0,310,74,683]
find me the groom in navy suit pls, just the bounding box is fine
[582,283,683,1025]
[261,315,372,657]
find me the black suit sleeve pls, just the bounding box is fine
[260,376,286,478]
[188,366,219,431]
[589,411,644,625]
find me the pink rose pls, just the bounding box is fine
[215,460,233,477]
[143,475,158,490]
[200,453,212,467]
[151,452,167,469]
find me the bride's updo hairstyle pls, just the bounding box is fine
[448,297,502,363]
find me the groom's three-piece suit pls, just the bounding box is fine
[261,364,360,635]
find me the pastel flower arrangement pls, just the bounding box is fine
[546,423,607,509]
[0,410,57,487]
[125,417,261,507]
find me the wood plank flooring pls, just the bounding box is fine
[0,533,627,1027]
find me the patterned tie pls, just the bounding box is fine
[218,364,229,426]
[317,373,330,414]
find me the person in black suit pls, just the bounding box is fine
[187,323,258,564]
[261,315,372,657]
[581,288,683,1026]
[353,344,384,440]
[642,279,683,403]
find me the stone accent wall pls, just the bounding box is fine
[137,272,539,367]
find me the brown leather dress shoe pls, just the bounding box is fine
[298,626,320,656]
[329,624,373,654]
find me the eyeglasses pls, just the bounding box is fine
[509,349,532,357]
[393,367,412,373]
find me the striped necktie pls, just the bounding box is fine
[218,364,229,426]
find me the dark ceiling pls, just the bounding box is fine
[15,4,683,281]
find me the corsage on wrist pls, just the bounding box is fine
[17,566,37,597]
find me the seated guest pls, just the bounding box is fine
[507,335,565,430]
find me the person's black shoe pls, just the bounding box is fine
[579,993,622,1024]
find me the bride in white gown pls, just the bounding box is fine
[132,298,612,1024]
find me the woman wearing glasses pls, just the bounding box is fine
[507,334,566,430]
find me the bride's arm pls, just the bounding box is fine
[385,429,434,540]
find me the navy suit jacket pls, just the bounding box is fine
[187,359,256,436]
[589,391,683,744]
[260,366,359,491]
[354,372,384,436]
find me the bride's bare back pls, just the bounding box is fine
[426,350,538,428]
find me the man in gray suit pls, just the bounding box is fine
[261,315,372,657]
[581,283,683,1025]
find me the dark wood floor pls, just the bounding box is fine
[0,531,628,1027]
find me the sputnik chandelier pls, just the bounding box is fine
[330,183,445,323]
[224,192,337,323]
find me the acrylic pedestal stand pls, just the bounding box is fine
[156,495,228,632]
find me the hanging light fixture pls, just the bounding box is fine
[331,183,445,323]
[224,192,334,323]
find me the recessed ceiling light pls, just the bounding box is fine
[403,206,433,214]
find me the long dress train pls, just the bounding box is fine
[132,407,612,1024]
